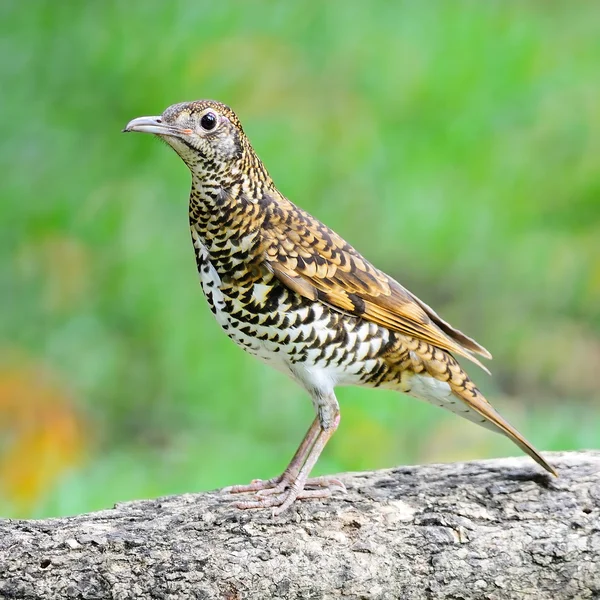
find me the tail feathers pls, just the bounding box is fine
[449,380,557,477]
[402,371,556,477]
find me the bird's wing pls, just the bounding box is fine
[261,197,491,371]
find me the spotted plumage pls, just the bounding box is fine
[124,100,556,514]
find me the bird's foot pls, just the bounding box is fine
[223,474,346,515]
[232,487,332,515]
[222,476,283,495]
[256,474,345,497]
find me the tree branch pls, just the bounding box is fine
[1,451,599,600]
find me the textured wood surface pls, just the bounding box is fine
[1,451,599,600]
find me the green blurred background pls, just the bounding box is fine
[1,1,599,519]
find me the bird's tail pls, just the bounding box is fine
[401,357,557,476]
[453,385,556,476]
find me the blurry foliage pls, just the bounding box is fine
[0,363,85,513]
[0,0,598,518]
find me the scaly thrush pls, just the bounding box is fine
[124,100,556,515]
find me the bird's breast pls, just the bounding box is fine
[190,227,401,388]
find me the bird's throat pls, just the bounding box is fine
[188,180,266,279]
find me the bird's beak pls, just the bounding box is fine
[122,116,190,136]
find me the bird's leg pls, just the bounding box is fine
[271,412,341,515]
[230,392,344,513]
[232,415,341,512]
[256,423,346,498]
[222,417,321,495]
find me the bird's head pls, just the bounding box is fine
[123,100,260,181]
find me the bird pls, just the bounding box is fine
[123,99,556,515]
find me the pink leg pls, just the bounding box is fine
[222,417,321,495]
[231,412,342,514]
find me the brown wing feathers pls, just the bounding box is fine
[263,198,491,372]
[407,291,492,359]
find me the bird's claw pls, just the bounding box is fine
[224,475,346,514]
[256,475,346,496]
[231,487,333,515]
[221,477,282,494]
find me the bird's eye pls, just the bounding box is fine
[200,111,218,131]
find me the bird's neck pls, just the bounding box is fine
[188,155,272,275]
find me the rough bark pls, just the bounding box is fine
[0,451,599,600]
